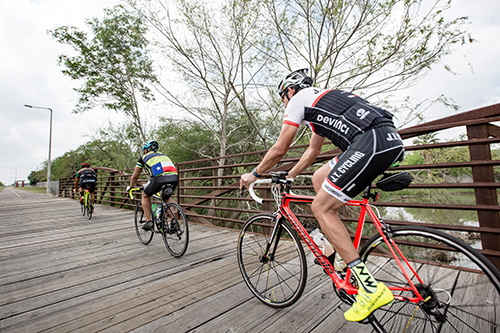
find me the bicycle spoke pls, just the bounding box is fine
[161,202,188,257]
[360,226,500,332]
[134,202,153,245]
[237,213,307,308]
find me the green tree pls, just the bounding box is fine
[129,0,282,164]
[28,168,46,185]
[262,0,472,124]
[50,5,157,141]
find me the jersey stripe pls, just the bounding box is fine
[311,89,332,107]
[283,120,299,127]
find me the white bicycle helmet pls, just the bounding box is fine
[277,68,313,98]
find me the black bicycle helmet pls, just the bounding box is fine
[277,68,313,98]
[143,140,159,153]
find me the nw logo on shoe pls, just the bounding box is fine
[356,108,370,120]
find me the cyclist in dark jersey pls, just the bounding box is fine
[74,163,97,211]
[240,69,404,322]
[127,140,178,231]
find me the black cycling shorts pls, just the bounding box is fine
[322,126,405,202]
[80,179,96,193]
[144,174,178,197]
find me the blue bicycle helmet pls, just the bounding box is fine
[143,140,159,153]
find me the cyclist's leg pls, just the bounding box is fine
[312,190,393,321]
[312,129,404,321]
[142,177,162,230]
[141,191,153,221]
[161,176,178,218]
[88,182,96,210]
[78,186,84,203]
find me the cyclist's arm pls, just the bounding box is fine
[240,124,297,189]
[74,173,79,190]
[288,133,325,179]
[130,166,142,187]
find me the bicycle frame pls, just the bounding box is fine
[83,189,90,207]
[268,185,426,305]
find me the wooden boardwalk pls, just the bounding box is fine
[24,188,500,333]
[0,187,382,332]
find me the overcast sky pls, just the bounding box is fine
[0,0,499,185]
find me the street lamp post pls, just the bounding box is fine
[24,104,53,194]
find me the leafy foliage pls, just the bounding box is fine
[50,5,157,141]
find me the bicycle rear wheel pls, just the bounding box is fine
[161,202,189,257]
[237,213,307,308]
[86,203,92,220]
[359,225,500,332]
[134,201,154,245]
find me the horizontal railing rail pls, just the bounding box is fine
[58,103,500,269]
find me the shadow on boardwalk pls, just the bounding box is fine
[0,188,375,332]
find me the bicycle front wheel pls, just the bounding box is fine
[359,225,500,332]
[134,202,154,245]
[161,202,189,257]
[237,213,307,308]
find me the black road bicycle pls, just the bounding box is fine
[129,186,189,257]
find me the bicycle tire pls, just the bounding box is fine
[81,193,86,216]
[237,213,307,308]
[134,201,154,245]
[87,203,92,220]
[161,202,189,257]
[359,225,500,332]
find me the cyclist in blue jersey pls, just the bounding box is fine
[74,162,97,211]
[127,140,178,231]
[240,69,405,322]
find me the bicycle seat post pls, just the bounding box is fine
[362,184,379,202]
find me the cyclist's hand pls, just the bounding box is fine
[126,185,131,192]
[240,173,256,191]
[72,188,76,193]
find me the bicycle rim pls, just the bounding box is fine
[162,202,188,257]
[134,202,153,245]
[237,213,307,308]
[359,225,500,332]
[87,204,92,220]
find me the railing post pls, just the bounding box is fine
[467,123,500,269]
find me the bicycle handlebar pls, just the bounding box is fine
[128,187,143,199]
[248,179,272,204]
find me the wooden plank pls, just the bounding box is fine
[1,188,498,332]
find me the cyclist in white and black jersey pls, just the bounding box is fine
[240,69,404,322]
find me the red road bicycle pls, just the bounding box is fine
[237,171,500,332]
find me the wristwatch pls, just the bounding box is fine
[252,167,261,178]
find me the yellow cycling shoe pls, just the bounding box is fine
[344,282,394,322]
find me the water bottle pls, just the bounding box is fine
[310,228,325,253]
[151,204,158,220]
[156,205,162,221]
[333,251,347,272]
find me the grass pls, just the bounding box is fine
[15,186,48,194]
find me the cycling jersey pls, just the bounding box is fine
[283,87,404,202]
[76,168,97,192]
[283,87,394,151]
[136,151,178,178]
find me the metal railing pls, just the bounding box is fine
[58,103,500,269]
